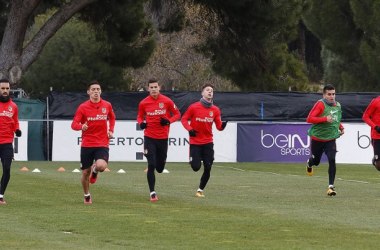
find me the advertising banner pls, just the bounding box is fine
[335,123,372,164]
[52,121,236,162]
[53,121,374,164]
[237,123,374,164]
[237,123,327,163]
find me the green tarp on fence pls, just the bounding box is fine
[13,98,46,161]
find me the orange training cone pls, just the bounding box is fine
[20,167,29,171]
[104,168,110,172]
[57,167,66,172]
[144,168,148,172]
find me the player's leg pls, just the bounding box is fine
[189,144,202,172]
[155,138,168,174]
[308,139,324,166]
[190,144,204,197]
[0,144,14,203]
[144,136,158,200]
[371,139,380,169]
[306,139,324,175]
[199,143,214,190]
[324,140,337,196]
[196,143,214,198]
[90,147,109,184]
[80,147,95,203]
[148,138,169,201]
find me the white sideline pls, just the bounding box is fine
[213,165,371,184]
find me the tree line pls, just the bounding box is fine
[0,0,378,98]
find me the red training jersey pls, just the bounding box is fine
[0,98,19,144]
[181,101,224,145]
[71,98,115,148]
[363,96,380,139]
[306,101,343,142]
[137,94,181,139]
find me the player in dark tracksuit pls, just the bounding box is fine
[306,84,344,196]
[137,78,181,201]
[181,83,227,197]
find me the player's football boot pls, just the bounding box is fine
[306,159,313,176]
[150,193,158,201]
[84,195,92,204]
[0,198,6,204]
[89,165,98,184]
[195,191,205,198]
[327,186,337,196]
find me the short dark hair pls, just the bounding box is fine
[323,84,335,93]
[87,81,100,90]
[201,83,214,92]
[148,78,159,86]
[0,78,10,84]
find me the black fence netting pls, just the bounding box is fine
[48,91,379,122]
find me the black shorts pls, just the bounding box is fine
[311,139,336,160]
[143,136,168,170]
[80,147,109,170]
[372,139,380,161]
[0,143,14,162]
[190,143,214,164]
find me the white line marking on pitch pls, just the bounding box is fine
[213,165,370,184]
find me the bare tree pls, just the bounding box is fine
[127,1,240,92]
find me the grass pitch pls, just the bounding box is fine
[1,161,380,249]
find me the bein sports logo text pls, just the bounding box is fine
[261,130,310,155]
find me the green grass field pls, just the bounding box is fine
[1,161,380,249]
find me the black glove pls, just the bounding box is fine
[15,129,22,137]
[140,122,147,130]
[375,126,380,133]
[221,121,228,129]
[189,129,199,137]
[160,117,170,126]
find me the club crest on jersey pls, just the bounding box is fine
[102,108,106,113]
[209,111,213,117]
[159,103,164,108]
[8,106,12,111]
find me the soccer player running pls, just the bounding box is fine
[362,95,380,169]
[71,81,115,204]
[306,84,344,196]
[0,78,21,204]
[137,78,181,201]
[181,83,227,198]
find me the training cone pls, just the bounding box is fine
[57,167,66,172]
[163,169,169,173]
[104,168,110,172]
[20,167,29,171]
[32,168,41,173]
[117,169,126,173]
[144,168,148,172]
[72,169,80,173]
